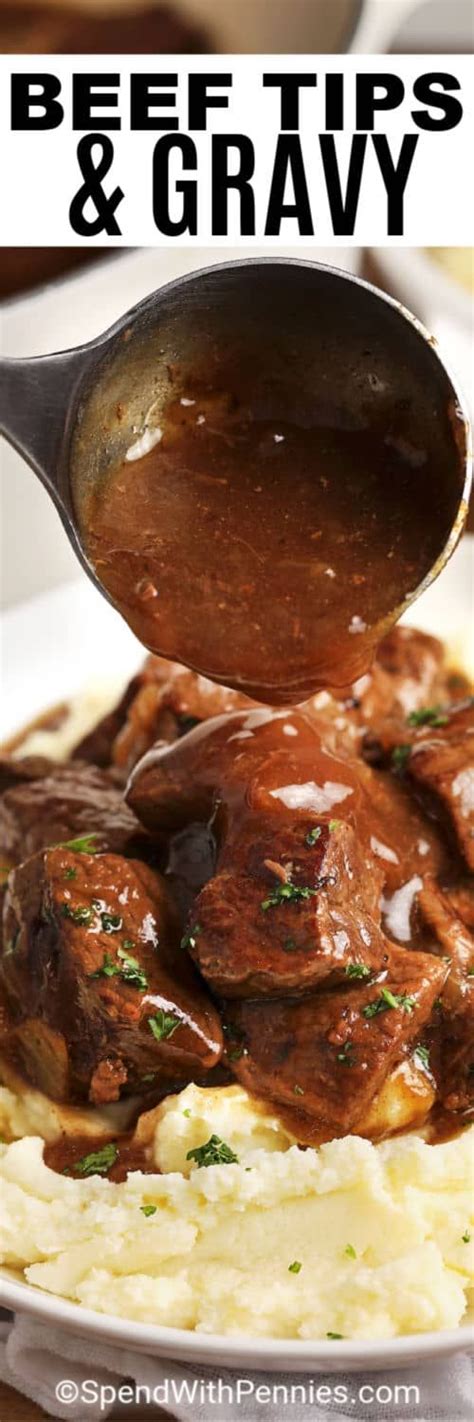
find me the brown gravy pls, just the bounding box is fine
[44,1133,156,1183]
[79,376,455,704]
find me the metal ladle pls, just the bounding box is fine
[0,258,471,695]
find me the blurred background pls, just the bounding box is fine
[0,0,473,609]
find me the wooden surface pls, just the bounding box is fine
[0,1380,49,1420]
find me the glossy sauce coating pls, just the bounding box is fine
[78,376,455,703]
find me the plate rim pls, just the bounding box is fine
[1,1273,472,1372]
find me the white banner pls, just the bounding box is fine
[0,54,472,246]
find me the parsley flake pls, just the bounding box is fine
[140,1205,157,1218]
[327,1332,344,1340]
[186,1135,239,1168]
[148,1010,181,1042]
[462,1230,471,1244]
[345,962,371,980]
[288,1260,302,1274]
[99,911,122,935]
[345,1244,357,1259]
[363,988,416,1019]
[328,819,342,831]
[306,826,322,846]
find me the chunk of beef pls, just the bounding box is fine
[189,818,388,997]
[419,876,474,977]
[224,947,447,1136]
[408,701,474,870]
[0,762,151,865]
[1,848,223,1104]
[309,627,462,761]
[74,655,255,778]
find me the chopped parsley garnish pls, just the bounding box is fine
[337,1041,355,1066]
[328,819,342,831]
[362,988,416,1019]
[183,1108,192,1118]
[327,1332,344,1340]
[462,1230,471,1243]
[391,744,412,772]
[345,962,371,980]
[261,882,318,911]
[283,936,298,953]
[181,924,201,952]
[414,1044,430,1069]
[90,948,148,991]
[186,1135,239,1168]
[62,903,93,925]
[345,1244,357,1259]
[140,1205,157,1218]
[148,1010,181,1042]
[63,868,77,881]
[306,826,322,846]
[293,1084,305,1096]
[116,947,147,990]
[99,911,123,934]
[288,1260,302,1274]
[407,706,448,728]
[54,833,100,854]
[227,1044,247,1062]
[467,967,474,977]
[70,1143,118,1177]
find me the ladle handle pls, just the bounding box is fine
[0,351,85,499]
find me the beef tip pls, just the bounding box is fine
[74,654,255,779]
[0,762,151,865]
[0,754,55,794]
[127,706,367,836]
[408,700,474,870]
[419,876,474,977]
[224,946,447,1136]
[354,627,454,732]
[360,697,474,871]
[1,848,223,1104]
[188,818,388,998]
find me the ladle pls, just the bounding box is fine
[0,258,470,702]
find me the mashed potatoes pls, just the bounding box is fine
[0,1082,472,1339]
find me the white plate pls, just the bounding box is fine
[0,547,473,1370]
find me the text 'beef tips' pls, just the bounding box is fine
[1,848,223,1104]
[73,653,255,778]
[224,945,447,1135]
